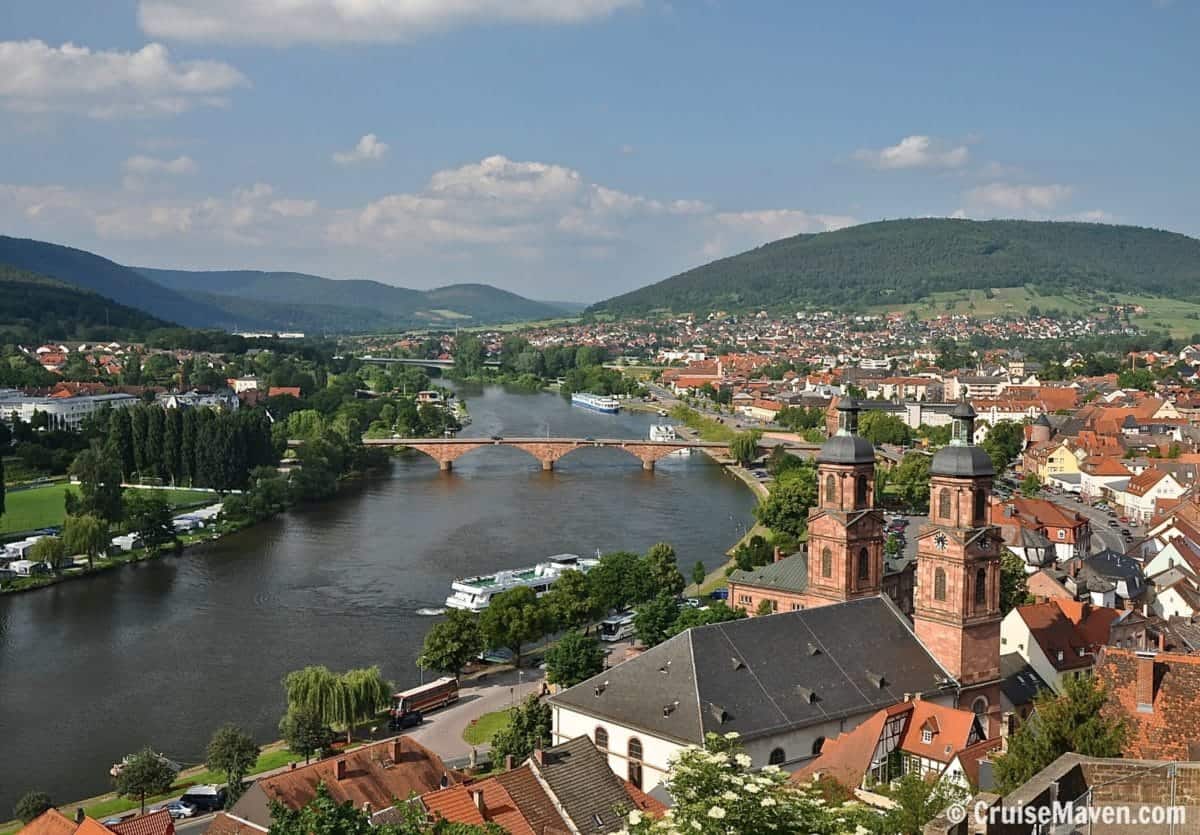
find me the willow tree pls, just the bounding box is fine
[283,665,391,745]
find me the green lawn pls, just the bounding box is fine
[462,709,512,746]
[0,484,218,536]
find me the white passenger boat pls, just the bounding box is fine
[445,554,600,612]
[571,392,621,413]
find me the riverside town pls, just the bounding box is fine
[2,3,1199,834]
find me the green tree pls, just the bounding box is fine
[62,513,108,570]
[1020,472,1042,497]
[453,334,487,378]
[859,410,912,445]
[754,464,818,538]
[882,770,968,835]
[890,452,932,512]
[586,550,651,613]
[69,441,124,523]
[123,491,176,554]
[418,609,483,677]
[642,542,685,597]
[489,695,551,766]
[338,666,392,745]
[206,724,260,805]
[691,560,707,588]
[113,748,177,814]
[766,444,806,476]
[994,675,1128,793]
[278,707,335,765]
[542,569,596,632]
[543,630,605,688]
[624,732,877,835]
[728,430,761,466]
[668,602,747,636]
[634,593,679,648]
[268,782,500,835]
[29,535,68,573]
[983,420,1025,473]
[13,791,53,824]
[0,421,9,521]
[283,665,391,745]
[1000,550,1033,614]
[479,586,547,667]
[755,598,776,616]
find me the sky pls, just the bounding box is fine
[0,1,1196,303]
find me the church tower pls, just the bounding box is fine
[802,399,884,606]
[913,401,1002,715]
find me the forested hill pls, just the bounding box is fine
[0,265,173,343]
[135,268,571,332]
[590,219,1200,314]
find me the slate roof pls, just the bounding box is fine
[533,736,642,833]
[550,596,955,745]
[1000,653,1052,708]
[727,552,809,593]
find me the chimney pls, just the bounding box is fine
[392,738,404,763]
[1136,653,1157,713]
[334,758,348,781]
[532,747,545,767]
[75,809,85,825]
[470,788,485,813]
[504,754,514,771]
[999,711,1015,753]
[362,802,373,818]
[773,545,785,563]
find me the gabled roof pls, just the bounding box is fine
[1015,600,1120,671]
[1096,648,1200,761]
[421,778,540,835]
[16,810,78,835]
[728,551,808,594]
[202,814,266,835]
[109,811,173,835]
[999,653,1051,708]
[533,736,646,833]
[550,596,955,745]
[898,701,982,764]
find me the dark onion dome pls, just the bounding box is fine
[816,397,876,465]
[931,399,995,477]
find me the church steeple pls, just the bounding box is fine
[914,399,1002,715]
[803,398,883,604]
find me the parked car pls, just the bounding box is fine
[1121,528,1131,536]
[390,709,424,730]
[180,786,226,813]
[1108,519,1120,527]
[157,801,196,820]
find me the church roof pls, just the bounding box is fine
[816,434,877,465]
[930,445,995,478]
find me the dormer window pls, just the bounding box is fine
[921,728,933,744]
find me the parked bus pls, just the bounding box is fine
[391,676,459,721]
[599,611,636,642]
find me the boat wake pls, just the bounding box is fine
[416,607,447,616]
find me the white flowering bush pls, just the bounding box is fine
[617,732,881,834]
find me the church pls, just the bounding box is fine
[548,399,1003,794]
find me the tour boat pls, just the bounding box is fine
[571,392,621,413]
[445,554,601,612]
[649,424,677,441]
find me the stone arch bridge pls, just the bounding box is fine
[362,436,817,472]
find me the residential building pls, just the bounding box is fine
[790,698,996,791]
[1062,549,1147,608]
[1094,647,1200,761]
[1120,468,1189,524]
[223,736,453,828]
[999,599,1122,693]
[419,737,662,833]
[991,497,1092,562]
[0,392,138,430]
[17,811,173,835]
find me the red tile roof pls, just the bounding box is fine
[16,810,78,835]
[898,701,982,765]
[421,778,538,835]
[202,814,266,835]
[1016,600,1121,671]
[1096,647,1200,761]
[109,810,174,835]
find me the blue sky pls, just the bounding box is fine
[1,0,1196,302]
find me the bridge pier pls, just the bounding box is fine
[439,460,452,472]
[542,459,554,471]
[642,459,655,472]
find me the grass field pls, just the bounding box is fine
[0,484,218,536]
[866,285,1200,339]
[462,709,512,746]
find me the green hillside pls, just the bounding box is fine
[590,219,1200,315]
[0,235,234,329]
[135,268,570,332]
[0,265,173,343]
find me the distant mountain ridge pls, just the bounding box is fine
[0,234,572,334]
[590,218,1200,315]
[135,267,571,332]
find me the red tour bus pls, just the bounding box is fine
[391,676,459,719]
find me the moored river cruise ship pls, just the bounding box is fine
[570,392,622,413]
[445,554,601,612]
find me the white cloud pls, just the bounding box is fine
[854,135,970,170]
[270,199,319,218]
[333,134,390,166]
[139,0,639,44]
[701,209,857,258]
[0,40,246,118]
[123,155,197,175]
[965,182,1073,213]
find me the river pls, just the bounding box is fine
[0,384,756,812]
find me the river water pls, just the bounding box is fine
[0,384,755,811]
